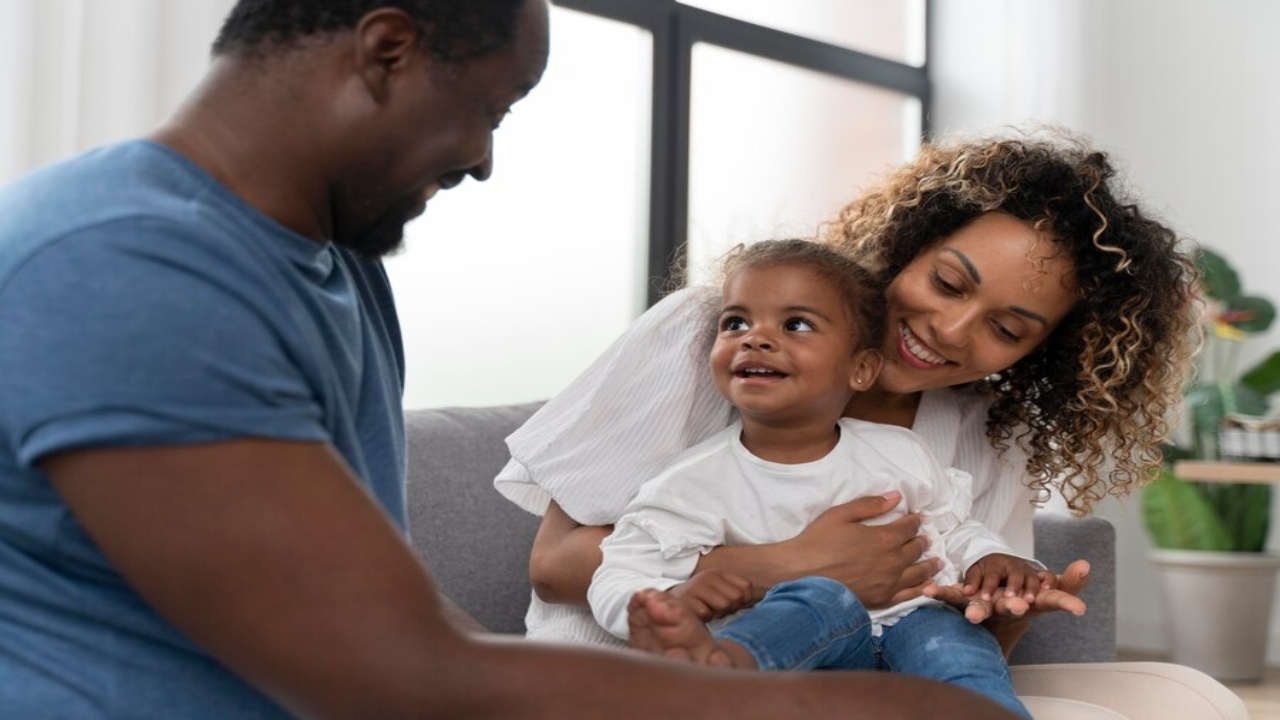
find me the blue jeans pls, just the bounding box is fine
[712,576,1031,720]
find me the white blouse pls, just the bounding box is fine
[494,285,1038,645]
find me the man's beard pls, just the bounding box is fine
[333,193,418,260]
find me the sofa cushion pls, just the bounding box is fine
[403,402,1116,664]
[405,402,544,634]
[1011,512,1117,665]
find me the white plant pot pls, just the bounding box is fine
[1148,548,1280,681]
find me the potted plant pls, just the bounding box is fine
[1142,247,1280,681]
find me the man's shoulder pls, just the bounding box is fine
[0,141,217,272]
[0,140,195,213]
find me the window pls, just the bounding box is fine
[387,8,652,408]
[390,0,930,407]
[678,0,926,65]
[686,45,921,284]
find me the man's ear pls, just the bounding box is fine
[848,348,883,392]
[353,8,425,104]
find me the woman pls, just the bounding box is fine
[495,129,1233,718]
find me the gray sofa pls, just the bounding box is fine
[403,402,1117,665]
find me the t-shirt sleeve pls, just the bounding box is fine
[587,473,721,639]
[0,225,326,466]
[495,285,735,525]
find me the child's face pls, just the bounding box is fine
[710,263,880,426]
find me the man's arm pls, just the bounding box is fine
[45,439,1017,719]
[438,592,489,634]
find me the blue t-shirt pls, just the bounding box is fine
[0,140,406,718]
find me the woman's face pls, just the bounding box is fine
[877,212,1078,395]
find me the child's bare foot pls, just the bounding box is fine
[626,589,753,668]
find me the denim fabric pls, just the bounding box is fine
[713,576,1031,720]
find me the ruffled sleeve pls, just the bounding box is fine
[495,286,736,525]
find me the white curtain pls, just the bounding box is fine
[0,0,233,186]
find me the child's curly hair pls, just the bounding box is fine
[716,239,888,351]
[820,127,1201,514]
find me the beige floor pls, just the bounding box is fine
[1118,650,1277,719]
[1222,668,1280,720]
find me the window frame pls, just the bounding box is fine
[553,0,932,305]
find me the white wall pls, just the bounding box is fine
[932,0,1280,662]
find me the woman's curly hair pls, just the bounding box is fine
[821,127,1201,514]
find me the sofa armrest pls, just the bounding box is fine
[1009,512,1117,665]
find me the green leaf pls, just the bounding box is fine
[1185,383,1225,458]
[1228,295,1276,334]
[1201,483,1272,552]
[1196,247,1241,303]
[1231,383,1270,416]
[1161,246,1275,555]
[1142,468,1233,551]
[1159,441,1196,466]
[1241,351,1280,398]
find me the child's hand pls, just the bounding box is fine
[925,559,1088,625]
[670,569,755,621]
[963,553,1045,604]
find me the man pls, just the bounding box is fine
[0,1,1015,717]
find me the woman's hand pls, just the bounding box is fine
[958,553,1048,621]
[698,492,940,608]
[925,559,1090,655]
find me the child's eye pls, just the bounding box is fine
[721,316,748,332]
[784,318,815,332]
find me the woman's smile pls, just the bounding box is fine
[897,322,950,368]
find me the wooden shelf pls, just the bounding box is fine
[1173,460,1280,484]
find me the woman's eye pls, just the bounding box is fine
[931,270,962,296]
[784,318,815,332]
[721,316,748,332]
[992,321,1022,343]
